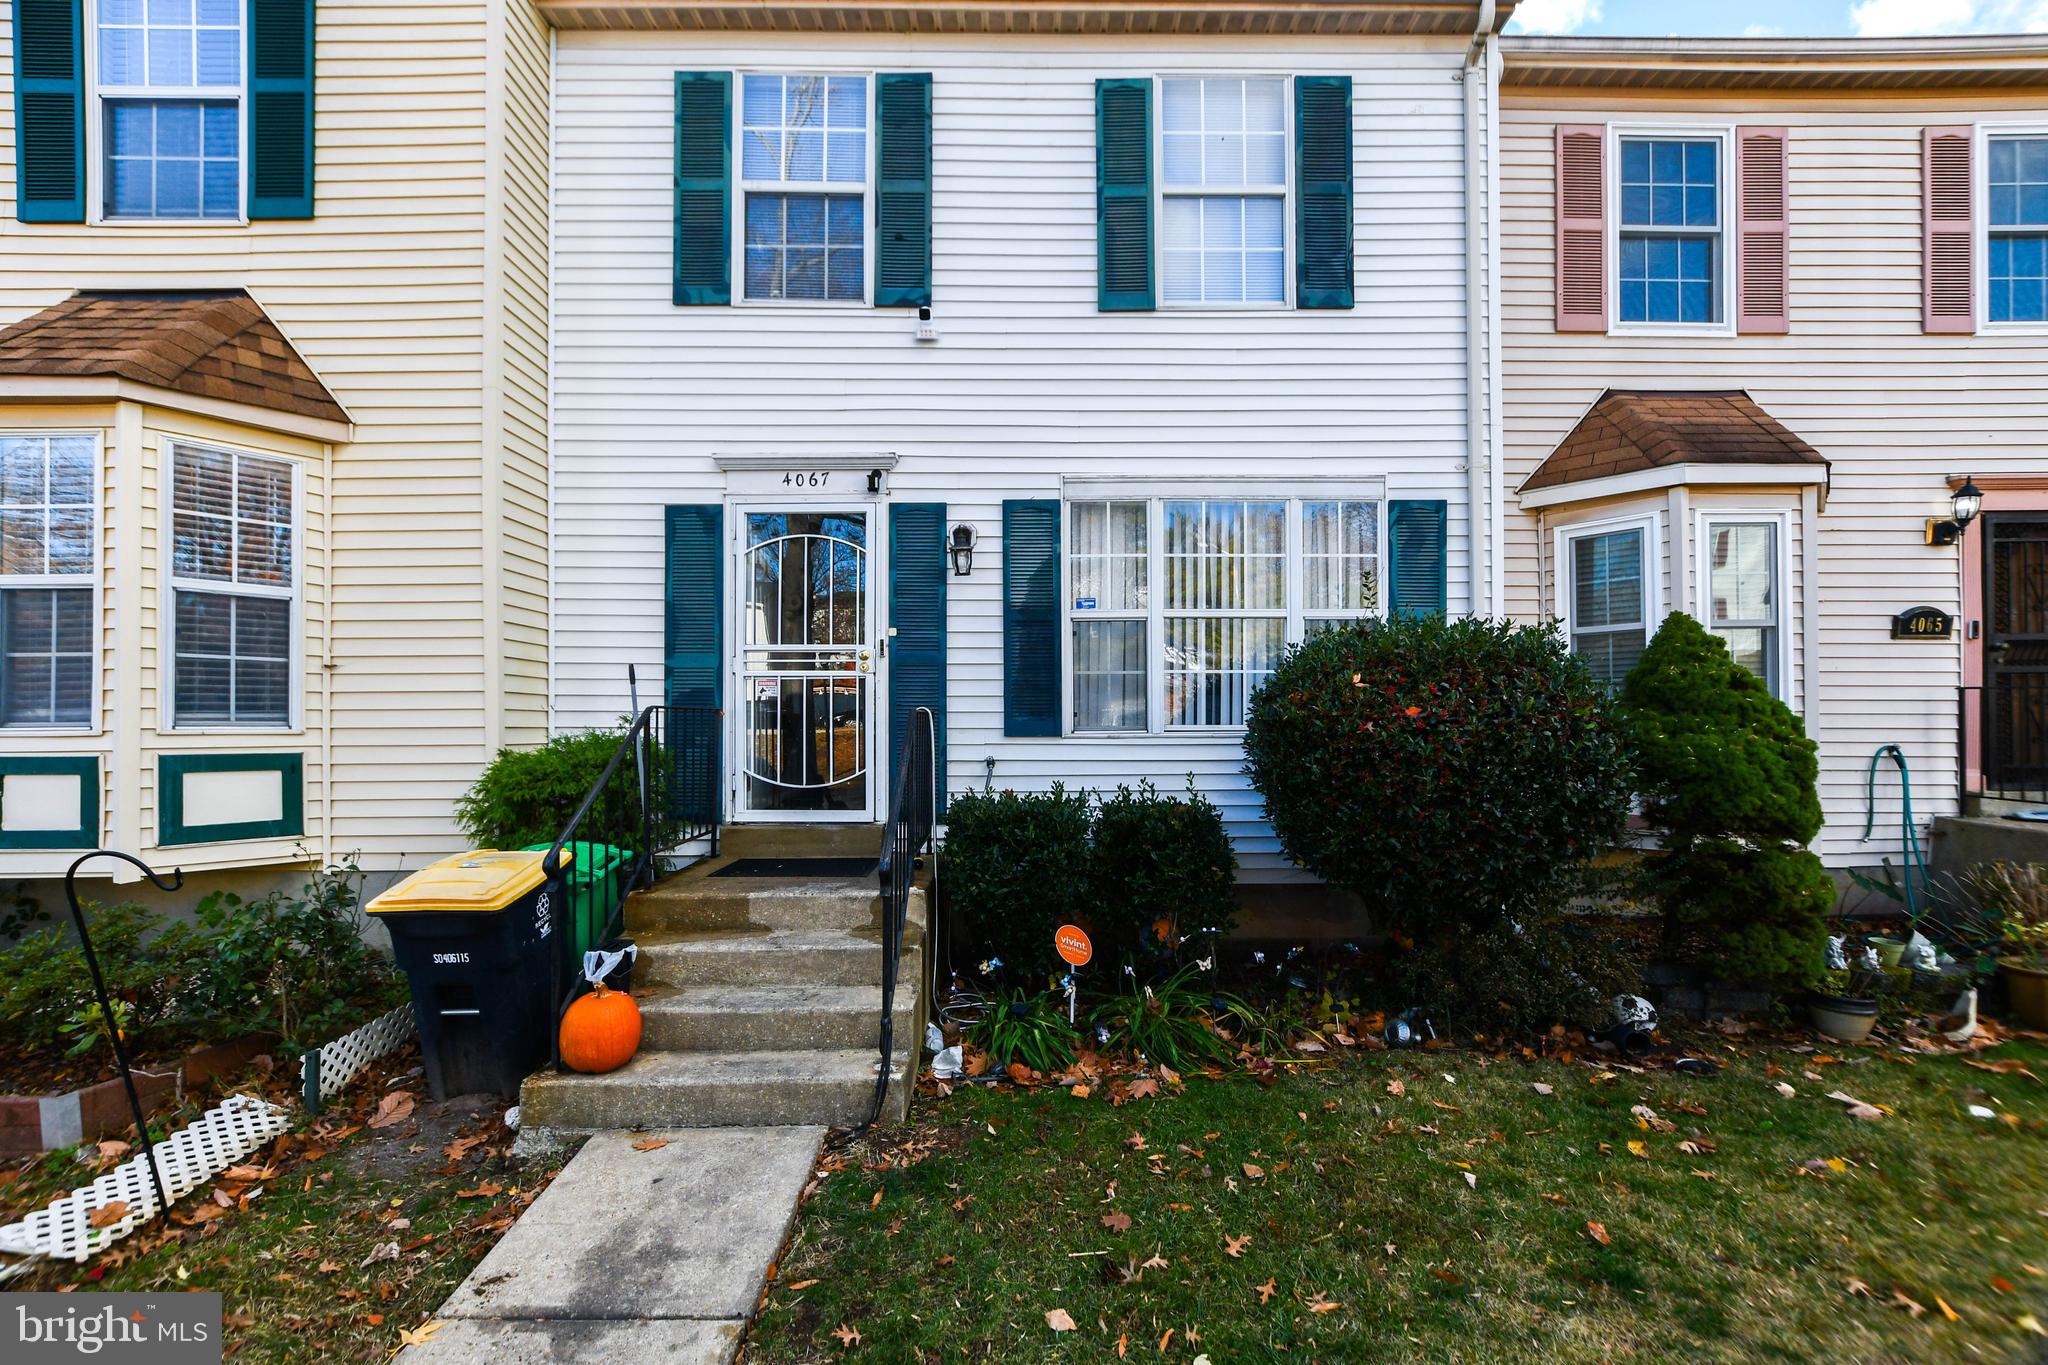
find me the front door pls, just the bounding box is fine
[1983,513,2048,791]
[732,507,877,821]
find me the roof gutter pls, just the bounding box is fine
[1463,0,1496,617]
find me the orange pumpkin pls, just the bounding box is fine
[559,984,641,1074]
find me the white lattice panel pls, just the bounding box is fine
[0,1094,291,1268]
[302,1002,416,1103]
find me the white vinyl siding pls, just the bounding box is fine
[551,32,1490,876]
[0,0,555,879]
[1502,95,2048,864]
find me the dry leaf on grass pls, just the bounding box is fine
[1891,1289,1928,1319]
[1128,1078,1160,1100]
[1224,1233,1252,1258]
[632,1137,670,1152]
[1045,1308,1077,1332]
[1101,1212,1132,1233]
[1585,1221,1611,1246]
[455,1183,503,1199]
[1775,1082,1797,1099]
[1257,1278,1277,1304]
[1386,1078,1406,1097]
[397,1320,442,1347]
[367,1091,417,1130]
[787,1278,819,1291]
[1242,1163,1264,1180]
[1307,1291,1341,1314]
[833,1322,861,1347]
[1532,1083,1554,1096]
[1627,1141,1650,1160]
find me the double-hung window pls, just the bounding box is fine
[0,436,96,728]
[1067,494,1381,732]
[1989,135,2048,324]
[1617,135,1723,326]
[1160,77,1288,306]
[739,73,868,303]
[1702,518,1782,696]
[1562,521,1650,691]
[95,0,244,221]
[168,443,296,728]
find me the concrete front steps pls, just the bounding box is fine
[520,826,924,1135]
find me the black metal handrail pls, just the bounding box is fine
[543,703,721,1067]
[865,705,937,1129]
[1960,683,2048,807]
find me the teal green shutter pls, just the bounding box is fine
[1002,499,1061,737]
[1388,500,1448,619]
[1096,78,1154,312]
[875,73,932,309]
[674,71,732,306]
[666,504,724,824]
[12,0,83,223]
[1295,75,1353,309]
[889,503,947,814]
[247,0,315,219]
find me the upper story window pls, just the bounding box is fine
[94,0,244,221]
[0,435,96,728]
[1989,136,2048,324]
[1617,137,1721,326]
[168,442,296,728]
[740,74,868,303]
[1067,494,1380,732]
[1563,521,1649,691]
[1159,77,1288,306]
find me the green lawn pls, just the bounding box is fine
[749,1039,2048,1362]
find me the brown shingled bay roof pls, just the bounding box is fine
[1521,389,1825,494]
[0,289,347,426]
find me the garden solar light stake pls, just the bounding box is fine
[63,849,185,1223]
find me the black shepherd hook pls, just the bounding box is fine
[63,851,183,1222]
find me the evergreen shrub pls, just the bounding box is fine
[1621,612,1833,987]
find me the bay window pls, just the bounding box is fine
[0,435,97,728]
[1561,519,1651,690]
[167,442,297,728]
[1702,517,1783,696]
[1067,494,1381,732]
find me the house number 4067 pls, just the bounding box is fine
[781,471,829,488]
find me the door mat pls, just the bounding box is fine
[712,857,879,878]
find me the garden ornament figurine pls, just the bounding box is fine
[1602,995,1659,1059]
[1826,936,1849,971]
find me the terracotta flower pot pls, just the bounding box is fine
[2001,958,2048,1031]
[1809,992,1878,1044]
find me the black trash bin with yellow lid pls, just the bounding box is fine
[368,849,571,1100]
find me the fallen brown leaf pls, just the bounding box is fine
[1586,1221,1611,1246]
[1101,1211,1132,1233]
[1045,1308,1077,1332]
[1257,1278,1277,1304]
[1224,1233,1252,1258]
[631,1137,670,1152]
[87,1201,130,1230]
[367,1091,417,1130]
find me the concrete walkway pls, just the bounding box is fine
[399,1125,825,1363]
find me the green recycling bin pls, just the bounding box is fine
[524,841,631,968]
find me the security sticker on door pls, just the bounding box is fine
[755,678,779,701]
[1075,597,1097,610]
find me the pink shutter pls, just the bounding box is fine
[1924,125,1976,334]
[1736,127,1790,334]
[1555,124,1607,332]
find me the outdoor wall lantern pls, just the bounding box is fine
[949,523,978,576]
[1927,476,1984,546]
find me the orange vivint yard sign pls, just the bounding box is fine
[1054,924,1093,968]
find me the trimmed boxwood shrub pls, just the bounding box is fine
[1621,612,1833,988]
[456,726,629,850]
[1091,781,1237,966]
[1243,614,1632,935]
[941,785,1094,983]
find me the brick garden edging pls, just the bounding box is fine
[0,1035,277,1157]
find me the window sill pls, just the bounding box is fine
[734,298,872,310]
[91,217,249,229]
[0,726,100,738]
[1065,726,1250,739]
[1607,322,1737,339]
[161,727,303,738]
[1978,322,2048,336]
